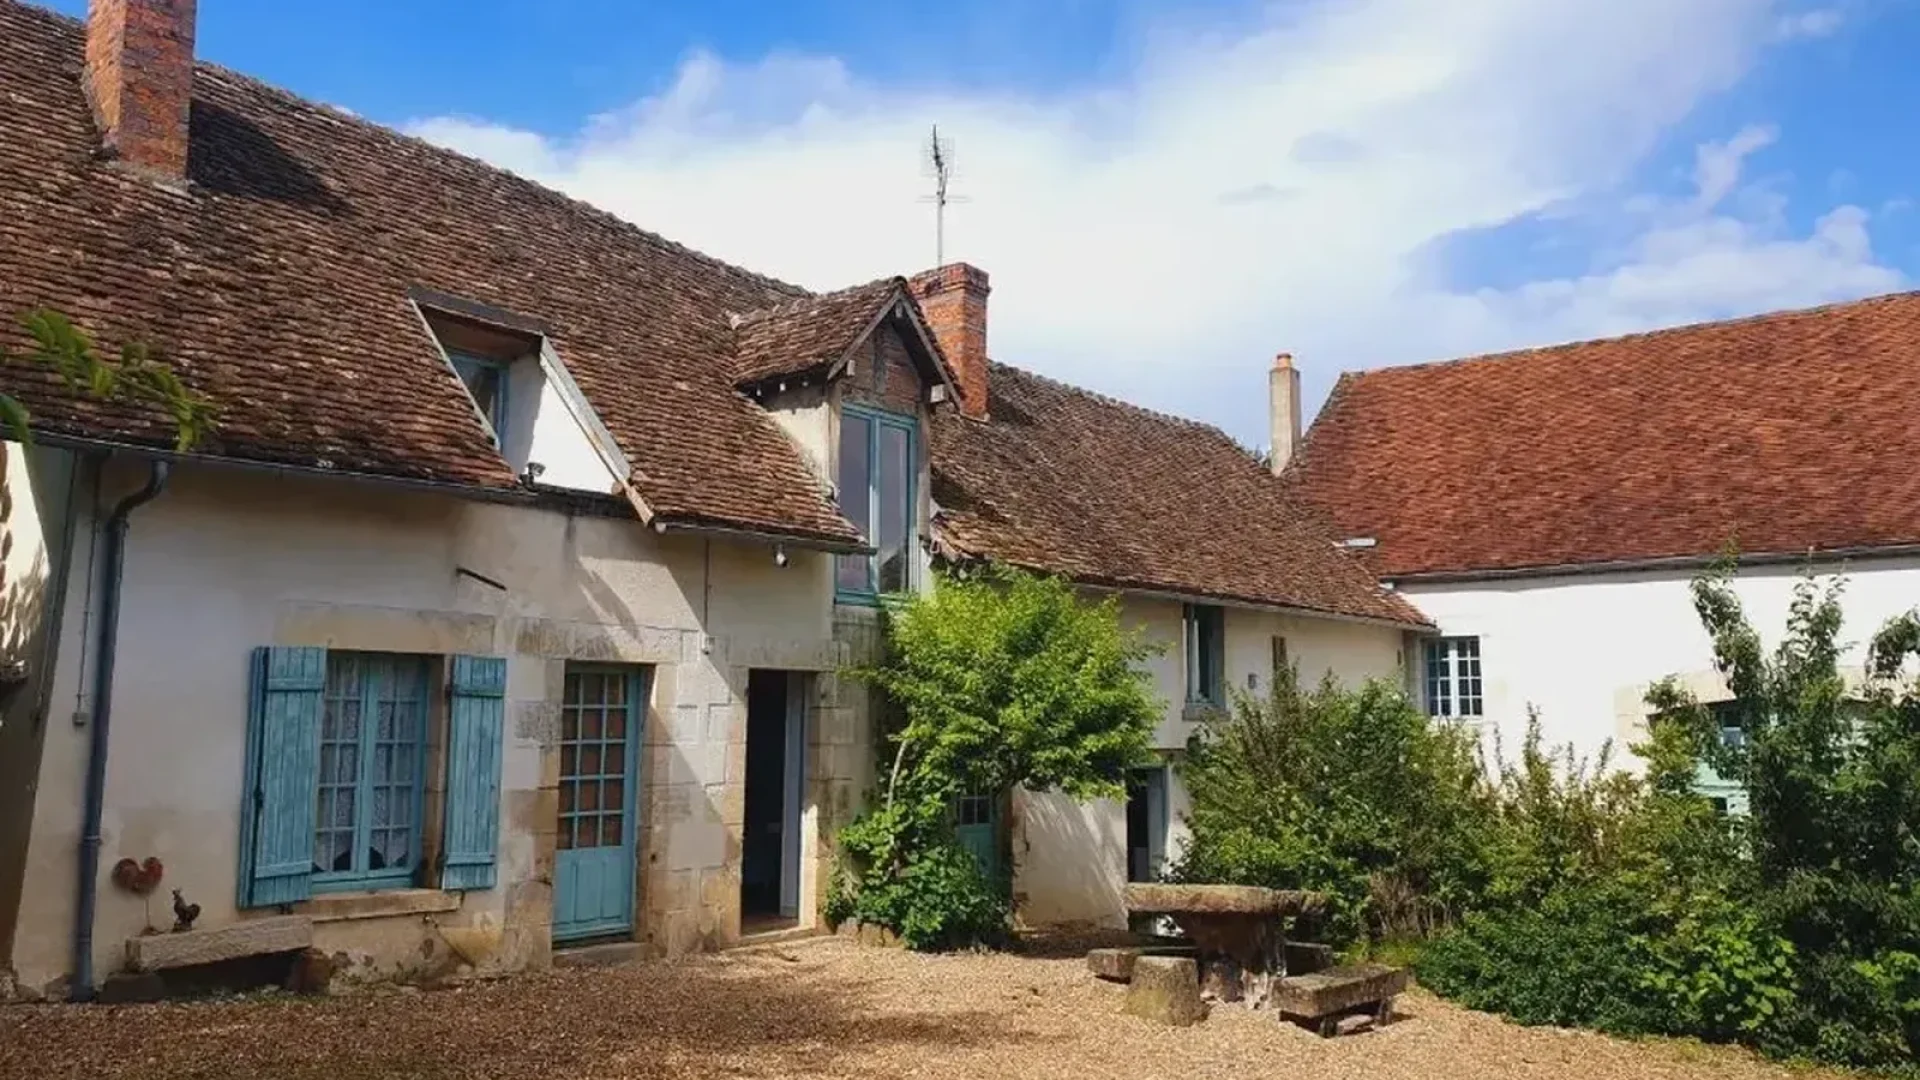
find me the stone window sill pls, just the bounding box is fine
[1181,702,1225,723]
[301,888,461,924]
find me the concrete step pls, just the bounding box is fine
[733,923,825,950]
[553,941,646,969]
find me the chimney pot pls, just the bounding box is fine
[1269,352,1302,475]
[85,0,198,181]
[908,263,991,420]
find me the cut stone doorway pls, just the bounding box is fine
[741,670,807,934]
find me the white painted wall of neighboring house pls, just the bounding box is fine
[7,459,856,996]
[1397,555,1920,773]
[1013,593,1410,929]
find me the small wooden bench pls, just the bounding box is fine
[1270,963,1409,1037]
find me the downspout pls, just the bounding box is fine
[69,459,169,1000]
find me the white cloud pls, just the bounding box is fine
[406,0,1899,445]
[1774,7,1845,39]
[1693,124,1778,211]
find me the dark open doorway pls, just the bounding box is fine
[742,670,805,933]
[1126,766,1168,883]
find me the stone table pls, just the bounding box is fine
[1121,884,1324,1004]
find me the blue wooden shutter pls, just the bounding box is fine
[238,646,325,908]
[443,655,507,890]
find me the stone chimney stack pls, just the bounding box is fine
[85,0,197,180]
[1269,352,1302,475]
[908,264,990,421]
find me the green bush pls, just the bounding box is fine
[1420,882,1795,1041]
[829,565,1159,950]
[1170,665,1492,947]
[826,797,1008,950]
[1170,558,1920,1068]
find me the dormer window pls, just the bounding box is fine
[449,351,508,443]
[409,288,629,496]
[416,301,540,451]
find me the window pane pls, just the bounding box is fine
[876,423,911,593]
[1425,639,1450,717]
[837,414,873,593]
[451,354,502,431]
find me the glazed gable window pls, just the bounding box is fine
[1424,636,1483,720]
[835,404,916,603]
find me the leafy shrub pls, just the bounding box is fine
[1421,881,1795,1040]
[829,565,1159,950]
[826,797,1008,950]
[1170,665,1492,946]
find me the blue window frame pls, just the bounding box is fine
[449,351,509,444]
[835,404,917,603]
[313,652,431,892]
[1184,604,1225,707]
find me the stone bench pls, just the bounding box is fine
[1270,963,1409,1037]
[124,915,312,973]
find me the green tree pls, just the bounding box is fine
[1,309,215,450]
[827,564,1161,949]
[1655,562,1920,1066]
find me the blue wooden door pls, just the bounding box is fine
[554,665,645,942]
[954,788,1001,881]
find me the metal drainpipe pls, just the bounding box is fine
[69,459,169,1001]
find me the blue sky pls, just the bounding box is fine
[46,0,1920,447]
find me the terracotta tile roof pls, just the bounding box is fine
[734,278,905,386]
[930,363,1430,627]
[1287,291,1920,578]
[0,1,860,546]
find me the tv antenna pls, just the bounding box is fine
[919,125,968,266]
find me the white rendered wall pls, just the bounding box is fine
[1398,555,1920,773]
[9,460,838,995]
[1013,592,1408,929]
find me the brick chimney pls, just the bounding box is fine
[908,263,990,421]
[85,0,197,180]
[1268,352,1301,475]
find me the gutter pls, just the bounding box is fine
[70,459,170,1000]
[1383,542,1920,587]
[1074,580,1432,633]
[649,516,872,557]
[34,437,865,557]
[33,432,538,509]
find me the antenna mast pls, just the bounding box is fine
[920,125,966,267]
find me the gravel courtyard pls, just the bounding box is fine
[0,937,1837,1080]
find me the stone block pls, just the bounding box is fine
[646,868,693,915]
[553,941,644,969]
[1270,963,1409,1021]
[1284,941,1335,976]
[303,889,460,924]
[1086,945,1197,981]
[97,970,166,1004]
[284,948,335,994]
[1123,956,1205,1026]
[125,916,312,973]
[1124,883,1319,917]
